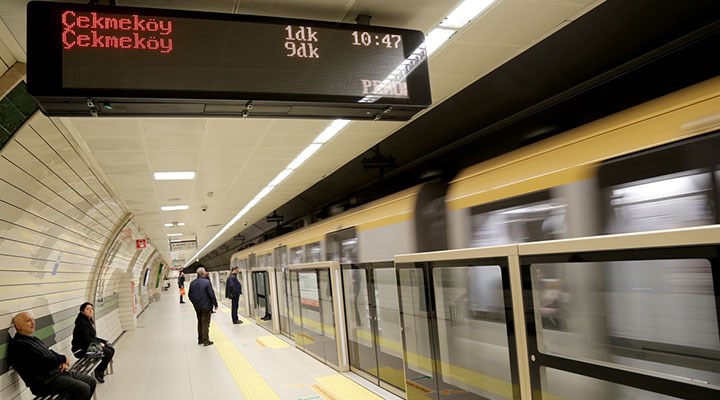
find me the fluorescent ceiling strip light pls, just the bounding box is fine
[268,169,294,187]
[254,186,274,200]
[313,119,350,143]
[154,171,195,180]
[440,0,496,29]
[164,222,186,227]
[161,205,189,211]
[287,143,322,169]
[184,119,351,269]
[426,28,455,56]
[167,233,183,237]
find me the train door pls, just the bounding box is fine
[274,246,291,337]
[343,261,405,396]
[250,265,280,332]
[395,249,520,400]
[289,262,347,370]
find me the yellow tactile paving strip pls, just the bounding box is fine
[256,335,290,349]
[313,374,383,400]
[209,321,281,400]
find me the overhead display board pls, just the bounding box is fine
[27,1,431,120]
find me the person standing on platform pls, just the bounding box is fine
[226,266,243,325]
[8,312,96,400]
[188,267,218,346]
[178,271,186,304]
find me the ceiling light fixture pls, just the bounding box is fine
[167,233,183,237]
[440,0,496,29]
[164,222,186,227]
[161,205,189,211]
[425,27,456,56]
[154,171,196,180]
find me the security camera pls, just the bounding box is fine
[201,205,208,212]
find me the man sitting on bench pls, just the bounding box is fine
[7,312,96,400]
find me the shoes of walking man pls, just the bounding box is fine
[203,341,214,346]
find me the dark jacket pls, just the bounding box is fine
[189,277,218,311]
[8,333,66,394]
[71,313,105,357]
[178,274,185,288]
[226,274,242,298]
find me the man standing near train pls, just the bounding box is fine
[188,267,218,346]
[226,266,243,325]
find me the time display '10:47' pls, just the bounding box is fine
[352,31,402,48]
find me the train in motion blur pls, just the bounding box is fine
[221,77,720,399]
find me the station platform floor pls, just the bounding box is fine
[94,290,402,400]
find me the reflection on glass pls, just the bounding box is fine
[374,268,406,390]
[532,259,720,387]
[238,271,246,315]
[276,270,289,335]
[471,198,567,247]
[299,271,325,360]
[433,266,513,399]
[344,268,376,374]
[289,271,303,343]
[319,269,338,366]
[606,170,713,233]
[541,367,682,399]
[398,268,434,394]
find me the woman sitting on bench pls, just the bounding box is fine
[71,302,115,383]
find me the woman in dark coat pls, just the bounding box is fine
[71,302,115,383]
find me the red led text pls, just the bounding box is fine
[62,11,174,54]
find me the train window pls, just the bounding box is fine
[258,253,273,267]
[470,191,567,247]
[305,242,322,262]
[274,246,288,270]
[530,258,719,388]
[290,245,305,264]
[326,228,358,263]
[605,170,714,233]
[599,131,720,233]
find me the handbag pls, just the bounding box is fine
[180,287,186,296]
[86,342,104,359]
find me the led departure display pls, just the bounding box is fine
[27,1,431,120]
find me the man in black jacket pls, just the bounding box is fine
[8,312,96,400]
[226,266,243,325]
[188,267,218,346]
[178,271,186,303]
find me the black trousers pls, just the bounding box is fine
[36,371,96,400]
[231,295,240,322]
[96,343,115,374]
[195,309,212,343]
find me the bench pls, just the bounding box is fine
[33,355,110,400]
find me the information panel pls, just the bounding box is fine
[27,1,431,120]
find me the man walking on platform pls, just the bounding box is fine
[188,267,218,346]
[226,266,243,324]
